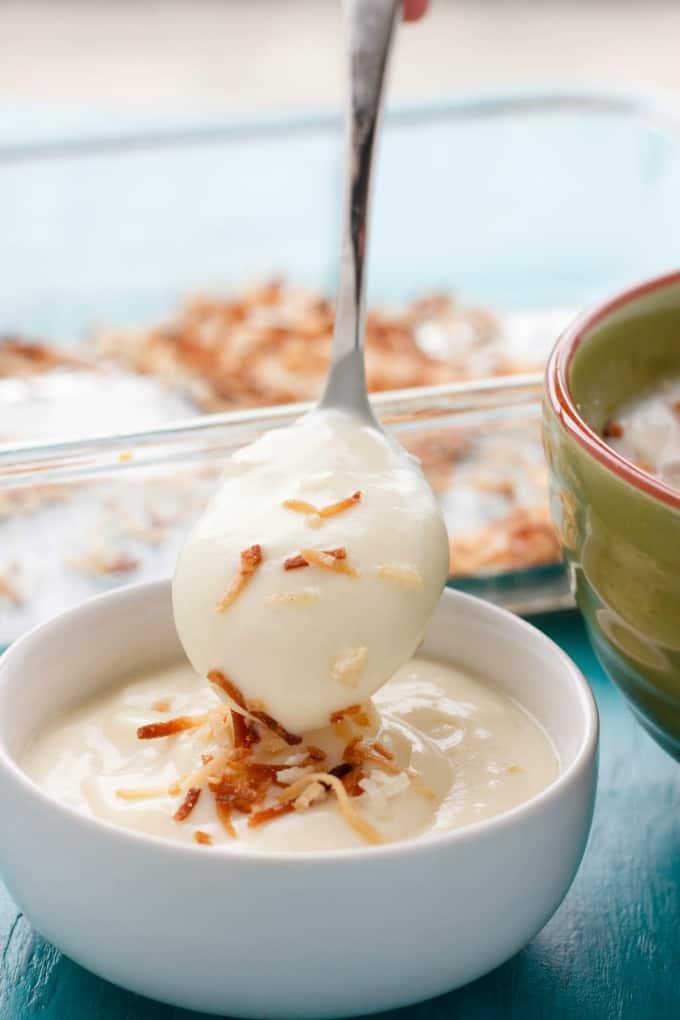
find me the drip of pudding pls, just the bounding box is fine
[603,378,680,489]
[172,410,450,734]
[22,656,559,852]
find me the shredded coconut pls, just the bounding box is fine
[194,830,213,845]
[282,498,317,515]
[151,698,172,713]
[332,645,368,688]
[300,471,334,491]
[277,772,383,844]
[266,588,320,606]
[359,769,411,819]
[115,786,167,800]
[277,764,313,785]
[216,544,262,612]
[300,548,360,577]
[375,564,424,588]
[294,780,328,810]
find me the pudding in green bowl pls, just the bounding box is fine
[544,271,680,759]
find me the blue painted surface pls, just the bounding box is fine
[1,609,678,1019]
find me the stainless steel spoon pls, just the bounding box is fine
[320,0,401,421]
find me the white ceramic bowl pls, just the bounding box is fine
[0,582,597,1018]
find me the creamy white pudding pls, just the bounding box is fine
[604,378,680,489]
[173,409,450,733]
[22,655,558,852]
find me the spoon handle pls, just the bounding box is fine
[321,0,400,415]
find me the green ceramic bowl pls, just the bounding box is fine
[544,271,680,759]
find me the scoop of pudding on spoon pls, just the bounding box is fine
[172,0,449,735]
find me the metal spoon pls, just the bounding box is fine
[173,0,449,733]
[320,0,400,421]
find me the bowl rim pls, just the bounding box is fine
[545,268,680,511]
[0,580,598,866]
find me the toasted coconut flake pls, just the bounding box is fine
[349,707,371,727]
[173,786,202,822]
[306,745,327,762]
[70,550,139,577]
[332,718,354,743]
[115,786,167,801]
[343,737,403,775]
[371,740,394,761]
[277,772,383,845]
[266,588,320,606]
[231,711,248,748]
[282,498,318,516]
[231,710,258,749]
[207,669,299,744]
[206,706,232,745]
[249,708,302,746]
[194,830,213,845]
[207,669,247,709]
[151,697,172,713]
[283,554,309,570]
[137,715,205,739]
[300,548,359,577]
[319,490,362,518]
[216,543,262,612]
[332,645,368,688]
[260,735,289,755]
[248,802,295,828]
[0,571,24,607]
[215,800,237,838]
[375,564,424,588]
[330,704,361,723]
[284,493,360,526]
[284,547,346,571]
[449,506,560,577]
[471,476,516,499]
[171,746,232,795]
[344,768,366,797]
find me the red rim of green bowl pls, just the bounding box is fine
[545,268,680,512]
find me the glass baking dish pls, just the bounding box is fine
[2,88,680,643]
[0,375,563,650]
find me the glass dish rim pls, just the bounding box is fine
[2,83,680,161]
[0,374,544,482]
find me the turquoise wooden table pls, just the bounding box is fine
[1,609,678,1019]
